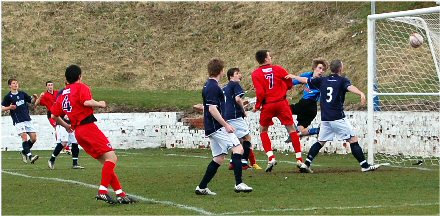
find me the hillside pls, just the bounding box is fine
[1,2,436,98]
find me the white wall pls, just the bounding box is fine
[1,111,439,157]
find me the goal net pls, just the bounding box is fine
[367,6,440,167]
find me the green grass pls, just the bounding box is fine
[2,148,438,215]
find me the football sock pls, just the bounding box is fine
[100,161,116,194]
[199,160,220,189]
[231,153,243,185]
[242,141,251,162]
[71,143,79,165]
[27,140,34,149]
[289,132,303,162]
[248,149,256,165]
[305,142,322,167]
[308,127,320,135]
[50,143,64,162]
[260,132,275,161]
[110,172,123,195]
[350,142,369,168]
[22,141,30,156]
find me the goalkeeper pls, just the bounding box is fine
[285,58,328,143]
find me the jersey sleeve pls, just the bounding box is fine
[343,77,352,90]
[23,92,32,103]
[50,99,64,117]
[39,94,49,108]
[308,77,321,89]
[205,85,221,106]
[252,72,265,110]
[233,82,245,98]
[79,84,93,105]
[1,95,10,106]
[279,66,293,90]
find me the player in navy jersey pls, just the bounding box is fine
[1,78,40,164]
[286,59,382,172]
[285,58,328,143]
[223,68,262,170]
[195,59,253,195]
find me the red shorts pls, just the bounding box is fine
[74,123,114,159]
[259,100,294,127]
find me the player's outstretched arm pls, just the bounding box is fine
[285,74,308,84]
[347,85,366,105]
[1,105,16,111]
[34,92,45,106]
[84,99,106,108]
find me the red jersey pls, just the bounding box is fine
[251,64,293,110]
[50,82,94,128]
[39,90,59,110]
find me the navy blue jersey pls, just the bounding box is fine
[222,81,245,120]
[202,79,225,136]
[308,74,351,121]
[1,91,32,125]
[293,71,320,101]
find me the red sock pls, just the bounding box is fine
[260,132,275,161]
[100,161,116,194]
[110,172,124,196]
[289,132,303,162]
[248,149,256,165]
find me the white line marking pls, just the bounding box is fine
[2,170,213,215]
[220,202,440,215]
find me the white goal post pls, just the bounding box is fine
[367,6,440,166]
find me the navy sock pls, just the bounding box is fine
[22,141,31,156]
[199,160,220,189]
[231,153,243,185]
[305,142,322,167]
[27,140,34,149]
[50,143,64,162]
[308,127,320,135]
[242,141,251,161]
[71,143,79,165]
[350,142,369,168]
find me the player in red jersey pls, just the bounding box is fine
[251,50,307,173]
[50,65,135,204]
[35,81,71,154]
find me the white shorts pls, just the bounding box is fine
[56,125,77,144]
[318,118,356,142]
[208,127,241,157]
[14,121,37,135]
[227,117,250,139]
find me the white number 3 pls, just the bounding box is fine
[326,87,333,102]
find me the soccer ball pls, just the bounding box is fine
[409,32,423,48]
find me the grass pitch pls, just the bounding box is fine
[2,148,439,215]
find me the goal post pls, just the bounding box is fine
[367,6,440,166]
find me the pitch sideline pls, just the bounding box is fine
[2,170,214,215]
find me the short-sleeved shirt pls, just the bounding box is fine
[293,71,320,101]
[308,74,351,121]
[50,82,94,129]
[251,64,293,110]
[202,78,225,136]
[2,91,32,125]
[39,90,59,110]
[222,81,245,121]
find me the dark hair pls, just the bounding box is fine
[65,65,82,84]
[312,58,329,71]
[227,68,240,81]
[255,50,269,64]
[46,80,53,86]
[207,59,225,77]
[330,59,343,73]
[7,78,17,85]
